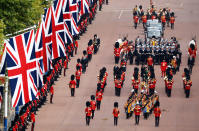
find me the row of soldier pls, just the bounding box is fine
[85,67,108,126]
[133,5,175,29]
[69,35,100,96]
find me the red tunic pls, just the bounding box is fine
[113,108,120,117]
[154,107,161,117]
[50,86,54,95]
[185,80,192,90]
[96,91,103,101]
[161,61,167,72]
[115,79,122,88]
[134,105,141,115]
[114,48,121,57]
[151,15,156,20]
[133,16,139,23]
[87,45,94,54]
[161,15,166,23]
[188,48,197,58]
[30,112,35,123]
[132,79,140,89]
[170,17,175,24]
[142,15,147,23]
[85,107,92,116]
[166,80,173,89]
[90,101,96,110]
[75,70,81,80]
[69,80,76,88]
[147,57,153,66]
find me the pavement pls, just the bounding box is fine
[29,0,199,131]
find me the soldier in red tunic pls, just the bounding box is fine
[96,87,103,110]
[76,58,82,72]
[184,75,192,98]
[69,75,76,97]
[75,66,81,88]
[74,39,78,55]
[87,39,94,62]
[154,104,161,127]
[161,14,166,28]
[85,101,92,126]
[142,13,147,28]
[166,75,173,97]
[114,42,121,64]
[90,95,96,119]
[134,102,141,125]
[147,55,154,68]
[113,102,120,126]
[170,12,175,29]
[114,75,122,96]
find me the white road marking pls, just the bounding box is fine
[118,10,124,19]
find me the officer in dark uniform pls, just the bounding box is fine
[93,34,100,54]
[81,50,88,73]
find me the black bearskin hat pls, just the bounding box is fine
[171,12,175,17]
[86,101,90,107]
[88,39,93,46]
[71,75,75,80]
[139,5,142,9]
[77,58,81,63]
[114,102,118,107]
[115,42,119,48]
[91,95,95,100]
[76,65,80,70]
[94,34,97,38]
[83,50,87,55]
[190,44,195,50]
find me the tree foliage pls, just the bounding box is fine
[0,0,52,36]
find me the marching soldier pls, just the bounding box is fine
[90,95,96,119]
[154,104,161,127]
[184,75,192,98]
[147,55,154,68]
[87,39,94,62]
[75,66,81,88]
[166,75,173,97]
[113,102,120,126]
[96,87,103,110]
[188,39,197,73]
[63,58,68,76]
[170,12,175,29]
[142,13,147,28]
[106,0,108,5]
[114,42,121,64]
[76,58,82,72]
[134,102,141,125]
[93,34,100,54]
[120,59,127,72]
[148,74,156,95]
[74,39,78,55]
[99,0,102,11]
[81,50,88,73]
[161,14,166,29]
[114,75,122,96]
[69,75,76,97]
[85,101,92,126]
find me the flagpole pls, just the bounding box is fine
[4,74,8,131]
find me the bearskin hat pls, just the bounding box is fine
[77,58,81,63]
[71,75,75,80]
[190,43,195,50]
[86,101,90,107]
[83,50,87,55]
[91,95,95,100]
[88,39,93,46]
[115,42,119,48]
[114,102,118,107]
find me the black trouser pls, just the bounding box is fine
[134,22,138,29]
[96,100,101,110]
[134,88,138,94]
[91,110,95,119]
[167,89,171,97]
[99,4,102,11]
[135,115,140,125]
[88,54,92,62]
[115,56,119,64]
[171,23,174,29]
[86,116,90,126]
[106,0,108,4]
[185,89,190,98]
[75,47,77,55]
[155,116,160,127]
[76,79,80,88]
[50,94,53,103]
[115,87,121,96]
[71,50,74,57]
[114,117,118,126]
[144,113,149,119]
[64,68,67,76]
[71,88,75,96]
[31,122,35,131]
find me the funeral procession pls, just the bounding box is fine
[0,0,199,131]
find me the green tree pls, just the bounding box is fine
[0,19,5,55]
[0,0,52,36]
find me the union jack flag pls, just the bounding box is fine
[51,0,67,59]
[35,21,44,89]
[6,30,38,107]
[70,0,80,35]
[63,0,73,44]
[79,0,90,16]
[42,8,53,72]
